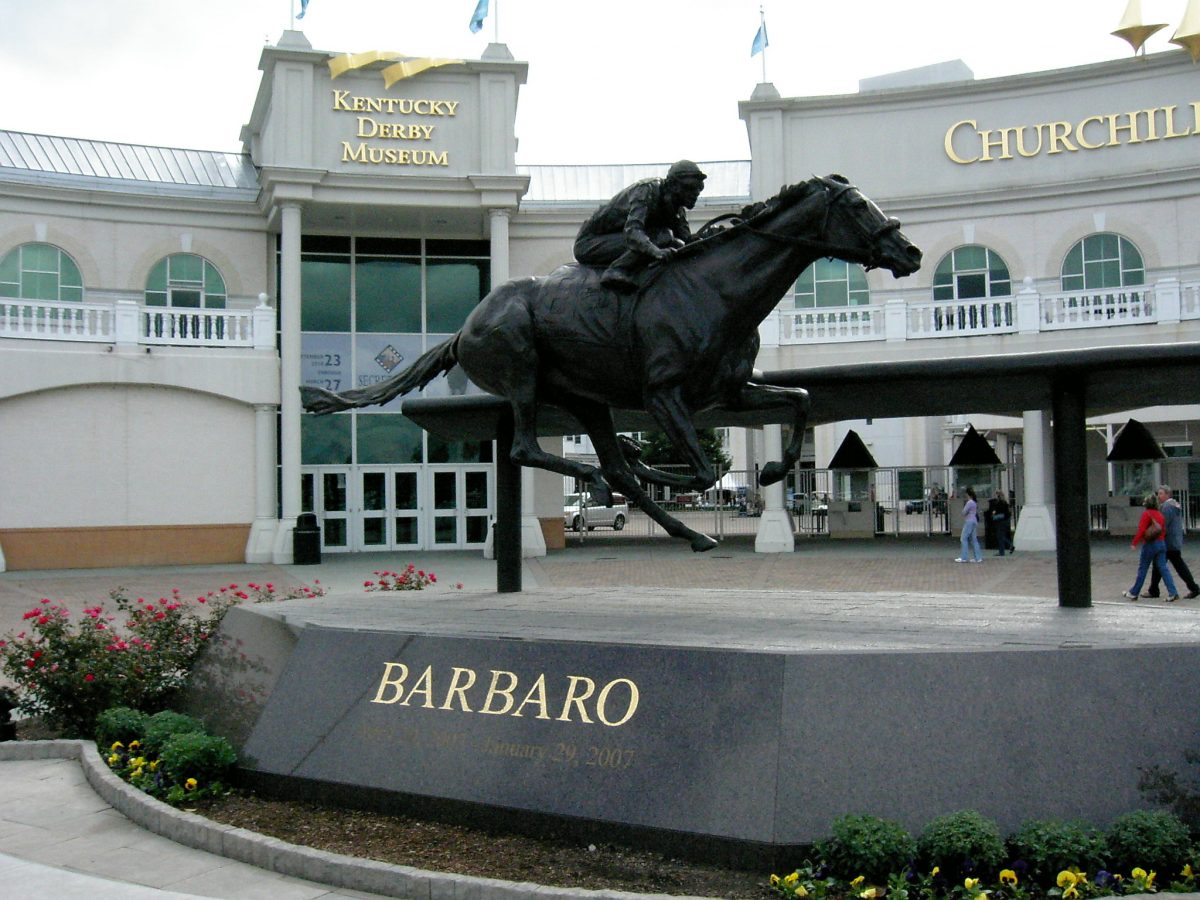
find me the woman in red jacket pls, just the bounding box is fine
[1123,493,1180,601]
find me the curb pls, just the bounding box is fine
[0,739,702,900]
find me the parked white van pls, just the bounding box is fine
[563,492,629,532]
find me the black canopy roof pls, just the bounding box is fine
[827,429,878,469]
[948,424,1002,467]
[1106,418,1166,461]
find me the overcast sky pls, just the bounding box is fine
[0,1,1185,164]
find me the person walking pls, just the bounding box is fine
[990,490,1014,557]
[1144,484,1200,599]
[955,487,983,563]
[1123,492,1180,601]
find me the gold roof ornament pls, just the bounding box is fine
[327,50,463,84]
[1171,0,1200,60]
[1112,0,1168,53]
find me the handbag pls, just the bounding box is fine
[1143,518,1162,541]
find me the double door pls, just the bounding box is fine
[300,465,491,552]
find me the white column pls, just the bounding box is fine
[1014,409,1056,551]
[488,207,546,558]
[755,424,795,553]
[246,403,280,562]
[273,202,304,563]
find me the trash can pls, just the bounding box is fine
[293,513,321,565]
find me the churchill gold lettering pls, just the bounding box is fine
[367,662,642,727]
[944,101,1200,164]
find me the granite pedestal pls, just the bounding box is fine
[184,586,1200,863]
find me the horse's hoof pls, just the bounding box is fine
[759,461,787,486]
[691,534,719,553]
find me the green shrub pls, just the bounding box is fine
[141,710,204,756]
[818,814,916,884]
[917,810,1006,879]
[1105,809,1192,876]
[0,589,238,736]
[94,706,149,748]
[159,731,237,784]
[1007,819,1107,886]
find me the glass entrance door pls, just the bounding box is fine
[300,467,351,553]
[430,466,491,549]
[355,467,422,551]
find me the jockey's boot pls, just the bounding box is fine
[600,264,638,293]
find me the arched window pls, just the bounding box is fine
[932,245,1011,301]
[145,254,227,308]
[792,259,869,308]
[0,243,84,301]
[1061,233,1144,292]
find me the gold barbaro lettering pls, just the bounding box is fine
[943,102,1200,164]
[368,663,641,727]
[341,142,450,166]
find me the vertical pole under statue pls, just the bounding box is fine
[495,410,522,593]
[1052,377,1091,608]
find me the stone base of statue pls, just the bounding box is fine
[184,586,1200,865]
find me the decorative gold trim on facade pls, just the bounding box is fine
[327,50,463,86]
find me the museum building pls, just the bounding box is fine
[0,30,1196,570]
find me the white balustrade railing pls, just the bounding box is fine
[778,305,885,343]
[906,298,1015,339]
[1039,286,1154,330]
[1,298,115,341]
[0,296,274,349]
[771,276,1200,346]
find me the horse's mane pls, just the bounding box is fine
[676,173,845,261]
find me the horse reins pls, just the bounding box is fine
[740,179,902,270]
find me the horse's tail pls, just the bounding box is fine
[389,335,460,396]
[300,335,459,413]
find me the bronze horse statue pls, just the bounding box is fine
[302,174,921,551]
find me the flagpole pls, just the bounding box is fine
[760,6,768,82]
[494,0,500,42]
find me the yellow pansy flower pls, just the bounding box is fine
[784,872,799,886]
[860,887,881,899]
[771,875,781,887]
[964,878,979,890]
[999,869,1018,886]
[795,886,809,898]
[185,777,198,790]
[850,876,865,888]
[1063,885,1078,900]
[1182,863,1194,878]
[931,867,940,877]
[1057,870,1078,888]
[128,740,140,749]
[1131,867,1146,879]
[110,741,124,751]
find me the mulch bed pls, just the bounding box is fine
[197,792,774,898]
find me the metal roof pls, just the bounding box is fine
[518,161,750,205]
[0,129,751,206]
[0,130,260,198]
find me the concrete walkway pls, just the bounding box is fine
[1,536,1197,897]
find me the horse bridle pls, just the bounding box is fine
[740,178,902,271]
